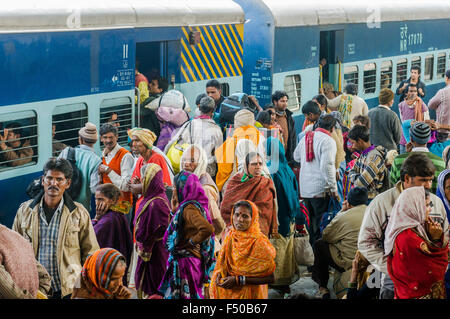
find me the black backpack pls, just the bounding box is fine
[219,93,258,127]
[25,147,83,200]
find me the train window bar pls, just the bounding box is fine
[344,65,359,89]
[363,63,376,94]
[424,55,434,82]
[99,97,133,150]
[0,118,38,170]
[396,58,408,84]
[52,103,88,157]
[380,61,393,90]
[411,56,421,72]
[436,53,446,79]
[283,74,301,112]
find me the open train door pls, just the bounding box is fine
[319,29,344,94]
[135,41,169,127]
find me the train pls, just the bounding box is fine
[0,0,449,227]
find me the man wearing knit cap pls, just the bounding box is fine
[311,186,368,299]
[389,121,445,193]
[58,122,102,214]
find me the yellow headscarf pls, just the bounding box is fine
[128,127,157,149]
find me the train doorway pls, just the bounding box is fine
[319,30,344,94]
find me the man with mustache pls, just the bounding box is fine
[98,123,134,214]
[13,158,99,299]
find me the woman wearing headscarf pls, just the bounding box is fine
[436,169,450,298]
[71,248,133,299]
[132,163,171,298]
[215,109,266,191]
[92,183,133,283]
[384,186,449,299]
[180,144,225,254]
[220,151,278,238]
[209,200,276,299]
[265,137,300,292]
[158,171,215,299]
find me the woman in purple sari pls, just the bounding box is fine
[133,163,171,298]
[158,170,215,299]
[93,183,133,280]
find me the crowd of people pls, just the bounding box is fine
[1,66,450,301]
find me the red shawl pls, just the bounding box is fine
[305,128,331,162]
[387,228,448,299]
[220,173,277,237]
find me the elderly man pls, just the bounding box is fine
[58,122,102,214]
[127,127,172,188]
[13,158,99,299]
[99,123,134,214]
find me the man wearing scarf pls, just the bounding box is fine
[294,114,338,248]
[347,125,390,201]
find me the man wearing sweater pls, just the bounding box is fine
[312,187,368,299]
[348,125,390,201]
[294,114,338,248]
[368,88,402,151]
[58,122,102,216]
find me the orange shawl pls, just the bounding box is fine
[405,97,425,122]
[209,201,276,299]
[220,172,277,237]
[215,125,261,191]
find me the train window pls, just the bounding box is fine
[411,56,421,71]
[100,97,133,148]
[52,103,88,157]
[363,63,376,94]
[424,55,434,81]
[380,61,393,90]
[283,74,301,111]
[220,83,230,97]
[396,58,408,83]
[437,53,446,78]
[0,111,38,171]
[344,65,359,88]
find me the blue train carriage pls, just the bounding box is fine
[235,0,450,133]
[0,0,245,228]
[0,1,139,228]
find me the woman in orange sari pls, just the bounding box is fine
[209,200,276,299]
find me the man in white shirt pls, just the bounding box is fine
[294,113,339,249]
[98,123,134,214]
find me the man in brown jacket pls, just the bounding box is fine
[13,158,99,299]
